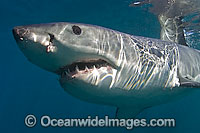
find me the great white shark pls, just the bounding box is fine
[12,22,200,118]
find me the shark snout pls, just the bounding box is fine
[12,27,30,42]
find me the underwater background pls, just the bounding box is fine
[0,0,200,132]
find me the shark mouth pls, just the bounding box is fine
[57,59,114,79]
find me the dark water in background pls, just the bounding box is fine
[0,0,200,132]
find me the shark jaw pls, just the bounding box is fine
[57,59,113,78]
[12,23,118,89]
[57,58,117,88]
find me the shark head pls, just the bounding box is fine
[13,22,123,102]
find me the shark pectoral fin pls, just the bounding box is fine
[180,81,200,88]
[180,77,200,88]
[115,107,144,119]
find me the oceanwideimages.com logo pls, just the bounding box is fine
[25,115,175,129]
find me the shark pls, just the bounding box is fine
[12,22,200,118]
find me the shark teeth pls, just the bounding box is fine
[67,69,70,73]
[61,71,70,78]
[93,65,96,70]
[75,65,79,72]
[57,58,115,79]
[85,66,89,71]
[65,71,71,77]
[61,65,97,78]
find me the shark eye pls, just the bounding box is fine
[72,25,82,35]
[48,33,54,43]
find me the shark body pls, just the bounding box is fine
[13,22,200,118]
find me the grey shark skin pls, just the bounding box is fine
[13,22,200,118]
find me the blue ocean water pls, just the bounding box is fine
[0,0,200,132]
